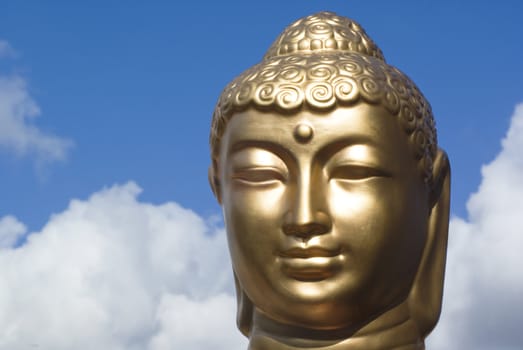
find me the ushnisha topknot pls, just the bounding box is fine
[211,11,437,183]
[263,11,384,61]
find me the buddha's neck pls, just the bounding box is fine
[247,302,424,350]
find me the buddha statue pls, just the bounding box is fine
[209,12,450,350]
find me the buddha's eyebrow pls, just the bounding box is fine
[229,140,295,163]
[314,136,378,162]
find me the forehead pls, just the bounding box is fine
[219,104,410,161]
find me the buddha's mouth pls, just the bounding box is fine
[278,247,342,281]
[279,247,340,259]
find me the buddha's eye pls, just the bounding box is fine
[231,167,287,185]
[330,164,389,181]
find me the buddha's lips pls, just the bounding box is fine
[279,247,341,259]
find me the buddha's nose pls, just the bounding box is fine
[282,173,331,240]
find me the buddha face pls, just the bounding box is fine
[217,103,431,330]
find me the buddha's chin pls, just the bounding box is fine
[276,266,362,303]
[257,283,373,330]
[257,275,412,332]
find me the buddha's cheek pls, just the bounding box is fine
[328,178,427,306]
[222,184,287,297]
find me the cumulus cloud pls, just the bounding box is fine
[428,103,523,350]
[1,102,521,349]
[0,215,26,248]
[0,41,72,163]
[0,183,246,350]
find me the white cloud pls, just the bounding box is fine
[1,103,522,350]
[0,215,26,248]
[148,294,241,350]
[428,103,523,350]
[0,182,246,350]
[0,41,72,164]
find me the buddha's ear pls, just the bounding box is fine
[208,165,222,204]
[408,149,451,338]
[233,272,253,337]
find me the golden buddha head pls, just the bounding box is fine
[209,12,450,349]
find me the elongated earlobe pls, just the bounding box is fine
[234,272,253,337]
[408,149,451,337]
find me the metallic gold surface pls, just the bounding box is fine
[209,11,450,350]
[293,123,314,143]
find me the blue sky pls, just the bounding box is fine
[0,1,522,349]
[1,1,522,231]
